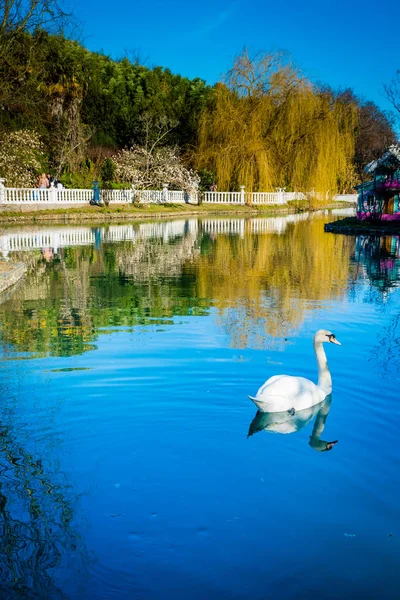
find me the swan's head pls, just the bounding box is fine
[314,329,341,346]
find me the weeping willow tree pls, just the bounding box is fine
[196,49,358,196]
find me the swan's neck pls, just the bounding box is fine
[314,340,332,395]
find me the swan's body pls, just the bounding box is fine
[249,330,341,413]
[249,375,326,413]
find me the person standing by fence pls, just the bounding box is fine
[38,173,49,189]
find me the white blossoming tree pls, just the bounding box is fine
[111,146,200,192]
[0,130,46,187]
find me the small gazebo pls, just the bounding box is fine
[355,145,400,220]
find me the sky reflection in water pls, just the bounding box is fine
[0,211,399,599]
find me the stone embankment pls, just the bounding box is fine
[0,262,27,296]
[0,201,354,225]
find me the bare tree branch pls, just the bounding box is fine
[384,71,400,115]
[0,0,70,35]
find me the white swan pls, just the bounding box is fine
[248,330,341,413]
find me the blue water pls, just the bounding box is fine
[0,213,399,599]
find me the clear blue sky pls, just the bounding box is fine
[70,0,399,113]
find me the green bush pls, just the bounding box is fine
[62,161,99,189]
[100,158,115,184]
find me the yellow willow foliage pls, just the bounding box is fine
[196,78,358,195]
[197,84,275,191]
[192,218,353,349]
[271,86,358,196]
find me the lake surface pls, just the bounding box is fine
[0,209,399,599]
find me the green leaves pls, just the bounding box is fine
[0,29,212,178]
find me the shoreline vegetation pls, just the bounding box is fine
[1,3,397,227]
[325,216,400,235]
[0,10,396,197]
[0,201,354,225]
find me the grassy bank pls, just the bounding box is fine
[0,201,353,224]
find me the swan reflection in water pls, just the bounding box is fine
[247,394,338,452]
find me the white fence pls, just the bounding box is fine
[203,191,244,204]
[201,190,299,205]
[202,191,357,205]
[0,180,358,207]
[135,190,195,204]
[100,189,135,204]
[2,187,94,204]
[247,191,299,205]
[0,184,195,206]
[105,189,195,204]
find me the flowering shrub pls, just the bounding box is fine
[112,146,200,192]
[0,130,46,187]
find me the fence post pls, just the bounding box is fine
[191,181,199,205]
[162,184,169,203]
[50,185,57,204]
[131,184,136,204]
[275,187,286,204]
[0,179,5,204]
[240,185,245,205]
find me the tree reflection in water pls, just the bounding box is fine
[354,235,400,297]
[354,234,400,377]
[0,216,354,358]
[0,396,85,598]
[195,218,353,348]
